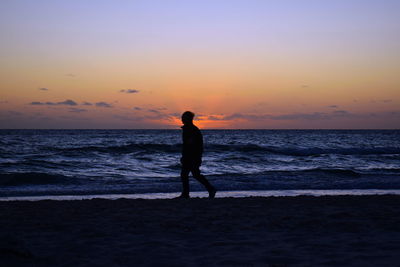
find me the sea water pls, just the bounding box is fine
[0,129,399,197]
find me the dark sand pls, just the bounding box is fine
[1,195,400,266]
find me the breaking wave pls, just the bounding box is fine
[53,143,400,156]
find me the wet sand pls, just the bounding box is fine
[1,195,400,266]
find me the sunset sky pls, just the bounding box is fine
[1,0,399,129]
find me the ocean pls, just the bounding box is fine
[1,129,399,198]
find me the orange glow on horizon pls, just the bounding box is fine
[167,115,232,129]
[194,119,231,129]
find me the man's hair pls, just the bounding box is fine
[182,111,195,121]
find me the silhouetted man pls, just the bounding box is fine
[178,111,216,199]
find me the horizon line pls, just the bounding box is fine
[1,128,399,131]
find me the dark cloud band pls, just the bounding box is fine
[29,99,77,106]
[120,89,139,94]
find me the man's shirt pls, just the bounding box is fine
[181,124,203,161]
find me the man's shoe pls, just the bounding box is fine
[208,188,217,199]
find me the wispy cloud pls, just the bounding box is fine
[270,112,328,120]
[120,89,139,94]
[113,114,143,121]
[169,112,180,117]
[383,99,392,103]
[38,87,49,91]
[388,111,400,117]
[222,113,271,121]
[29,99,78,106]
[58,100,77,106]
[327,105,338,108]
[1,110,23,116]
[82,102,93,106]
[30,101,49,105]
[206,110,375,122]
[139,108,175,120]
[133,107,142,111]
[69,108,87,113]
[207,115,224,121]
[66,73,76,77]
[148,109,161,114]
[95,102,113,108]
[332,110,349,116]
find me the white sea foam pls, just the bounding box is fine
[1,189,400,201]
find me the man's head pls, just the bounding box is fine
[181,111,195,125]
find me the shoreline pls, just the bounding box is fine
[1,188,400,201]
[1,195,400,266]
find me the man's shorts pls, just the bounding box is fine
[180,157,202,169]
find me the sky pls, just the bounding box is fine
[0,0,399,129]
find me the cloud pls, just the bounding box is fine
[95,102,113,108]
[69,108,87,113]
[0,100,8,104]
[148,109,161,114]
[145,114,173,120]
[383,99,392,103]
[332,110,350,116]
[268,110,353,120]
[113,114,143,121]
[29,99,115,108]
[120,89,139,94]
[66,73,76,77]
[222,113,271,121]
[30,101,53,105]
[208,110,361,122]
[30,101,43,105]
[207,115,225,121]
[138,109,174,120]
[58,99,77,106]
[133,107,142,111]
[29,99,77,106]
[270,112,328,120]
[38,87,49,91]
[388,111,400,117]
[327,105,338,108]
[1,110,22,116]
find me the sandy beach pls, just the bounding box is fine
[1,195,400,266]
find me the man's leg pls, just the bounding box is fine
[191,166,216,198]
[179,166,190,198]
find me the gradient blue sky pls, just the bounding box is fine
[1,0,399,128]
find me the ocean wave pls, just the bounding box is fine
[209,144,400,157]
[0,172,73,186]
[211,144,400,156]
[361,167,400,172]
[302,168,361,177]
[55,143,181,154]
[208,168,363,177]
[53,143,400,156]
